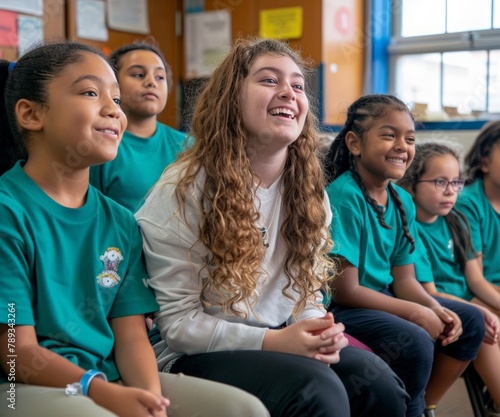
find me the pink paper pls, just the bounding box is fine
[0,11,18,48]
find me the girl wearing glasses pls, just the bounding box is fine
[324,95,485,417]
[398,140,500,414]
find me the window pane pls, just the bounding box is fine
[489,50,500,112]
[442,51,487,115]
[394,54,441,115]
[494,0,500,27]
[401,0,445,36]
[447,0,492,32]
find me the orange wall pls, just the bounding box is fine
[322,0,365,125]
[2,0,365,127]
[67,0,182,128]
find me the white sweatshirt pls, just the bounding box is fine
[135,165,332,371]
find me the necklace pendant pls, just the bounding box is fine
[260,226,269,248]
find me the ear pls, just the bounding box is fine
[480,156,490,174]
[345,131,361,156]
[15,99,45,132]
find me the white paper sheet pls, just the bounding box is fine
[18,14,43,56]
[0,0,43,16]
[76,0,108,42]
[106,0,149,34]
[185,10,231,79]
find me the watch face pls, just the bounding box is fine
[65,382,82,396]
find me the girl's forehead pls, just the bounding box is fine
[51,53,117,87]
[120,49,164,67]
[250,53,302,74]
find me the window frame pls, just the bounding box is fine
[386,1,500,129]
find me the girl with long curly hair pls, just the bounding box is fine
[136,38,408,417]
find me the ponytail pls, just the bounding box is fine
[0,60,26,176]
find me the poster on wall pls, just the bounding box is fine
[0,10,17,47]
[184,10,231,79]
[107,0,149,34]
[76,0,108,41]
[0,0,43,16]
[18,14,43,56]
[259,7,303,40]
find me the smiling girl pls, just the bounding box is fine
[135,38,409,417]
[324,94,484,417]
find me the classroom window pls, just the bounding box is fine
[389,0,500,122]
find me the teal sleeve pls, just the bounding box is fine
[329,203,362,268]
[456,195,483,253]
[413,239,434,283]
[0,208,35,325]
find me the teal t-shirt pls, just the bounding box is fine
[456,179,500,285]
[327,171,420,291]
[415,216,474,301]
[90,122,186,212]
[0,162,159,383]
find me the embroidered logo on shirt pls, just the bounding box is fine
[97,247,123,288]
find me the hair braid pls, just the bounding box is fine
[445,209,476,271]
[349,156,392,229]
[387,183,415,253]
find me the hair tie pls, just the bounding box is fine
[8,62,16,73]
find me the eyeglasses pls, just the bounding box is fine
[416,178,466,192]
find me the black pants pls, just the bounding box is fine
[332,295,485,417]
[171,346,409,417]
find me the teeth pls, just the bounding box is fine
[100,129,116,135]
[387,157,404,163]
[269,107,295,118]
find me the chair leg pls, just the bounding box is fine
[462,364,487,417]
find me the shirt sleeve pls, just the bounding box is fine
[329,202,363,268]
[136,183,267,355]
[456,194,483,254]
[0,219,35,325]
[413,238,435,283]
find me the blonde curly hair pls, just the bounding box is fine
[170,37,335,318]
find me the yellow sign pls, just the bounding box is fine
[259,7,303,40]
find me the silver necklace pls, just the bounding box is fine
[258,187,281,248]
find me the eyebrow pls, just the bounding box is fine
[125,64,166,72]
[379,124,416,134]
[71,74,120,90]
[252,66,304,79]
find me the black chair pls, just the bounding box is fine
[462,364,488,417]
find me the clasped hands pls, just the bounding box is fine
[263,312,349,364]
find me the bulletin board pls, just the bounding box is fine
[66,0,182,127]
[0,0,65,61]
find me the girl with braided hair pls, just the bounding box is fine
[324,94,484,417]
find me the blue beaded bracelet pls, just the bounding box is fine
[80,370,107,396]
